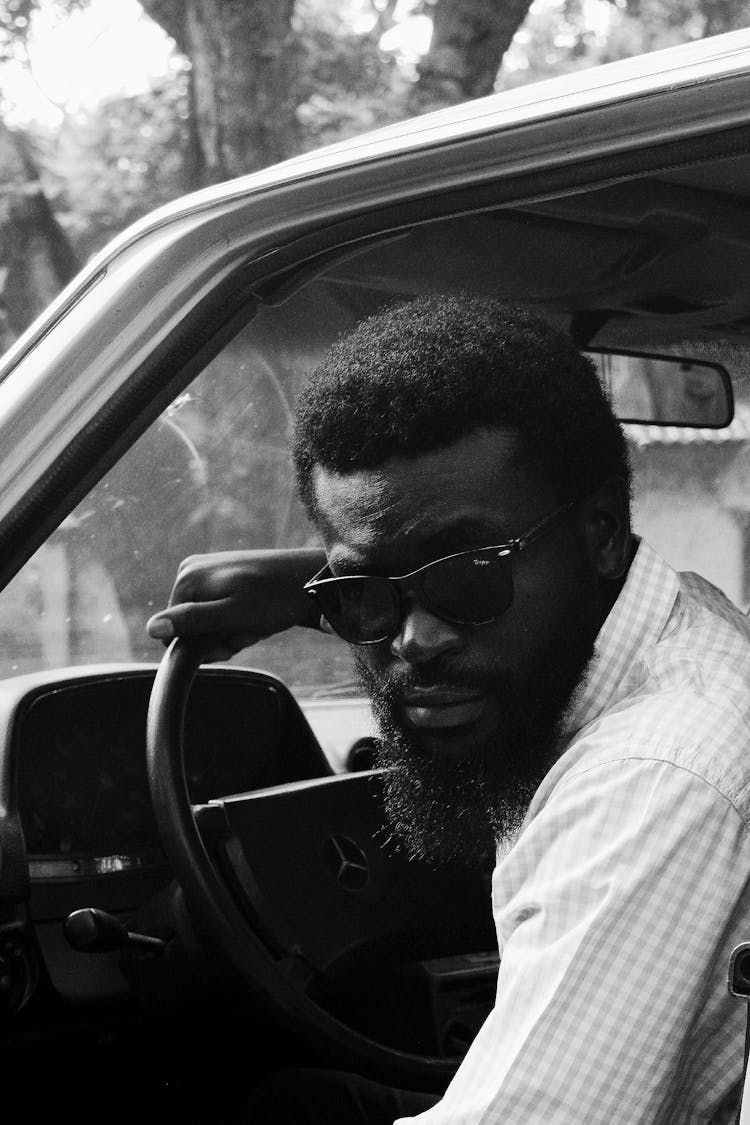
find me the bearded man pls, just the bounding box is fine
[147,295,750,1123]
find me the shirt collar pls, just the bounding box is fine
[562,537,680,737]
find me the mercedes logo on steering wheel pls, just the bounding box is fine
[323,834,371,891]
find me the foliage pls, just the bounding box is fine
[0,0,87,72]
[0,0,49,59]
[44,72,190,260]
[497,0,750,91]
[24,0,414,261]
[294,0,408,149]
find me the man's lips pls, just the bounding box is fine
[400,687,487,729]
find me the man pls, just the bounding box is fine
[147,295,750,1122]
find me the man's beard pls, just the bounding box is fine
[355,635,594,868]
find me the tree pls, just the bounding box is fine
[0,121,78,351]
[138,0,299,186]
[3,0,750,339]
[612,0,750,40]
[50,77,190,261]
[410,0,535,113]
[115,1,538,187]
[294,0,405,150]
[496,0,750,92]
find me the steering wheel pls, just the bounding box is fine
[146,638,496,1091]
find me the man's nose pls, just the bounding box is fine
[389,600,463,664]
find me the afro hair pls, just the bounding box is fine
[292,293,630,516]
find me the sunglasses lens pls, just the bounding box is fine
[314,577,397,643]
[422,551,513,623]
[310,549,514,641]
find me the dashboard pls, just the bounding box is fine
[0,664,332,1011]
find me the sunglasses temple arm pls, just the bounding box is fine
[515,500,576,551]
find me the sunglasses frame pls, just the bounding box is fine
[304,499,576,645]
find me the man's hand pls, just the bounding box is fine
[146,547,327,661]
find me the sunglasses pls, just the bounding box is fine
[304,500,575,645]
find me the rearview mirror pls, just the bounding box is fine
[584,349,733,427]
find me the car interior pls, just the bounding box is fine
[3,119,750,1118]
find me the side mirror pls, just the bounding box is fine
[584,349,734,427]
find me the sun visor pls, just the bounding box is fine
[326,212,677,304]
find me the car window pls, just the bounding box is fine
[0,283,381,687]
[2,198,750,764]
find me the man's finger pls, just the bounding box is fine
[146,599,235,641]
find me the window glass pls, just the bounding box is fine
[0,281,389,701]
[624,339,750,613]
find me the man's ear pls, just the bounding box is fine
[579,477,631,581]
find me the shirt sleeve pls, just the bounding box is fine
[396,755,750,1124]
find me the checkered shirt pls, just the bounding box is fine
[397,539,750,1124]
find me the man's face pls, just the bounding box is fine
[313,428,608,864]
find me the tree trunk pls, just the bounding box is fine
[0,123,79,351]
[410,0,534,115]
[699,0,750,37]
[141,0,299,187]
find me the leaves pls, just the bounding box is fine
[47,74,190,260]
[0,0,41,60]
[0,0,88,61]
[295,0,406,148]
